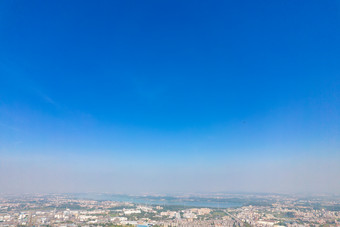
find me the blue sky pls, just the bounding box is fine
[0,0,339,193]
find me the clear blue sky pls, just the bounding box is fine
[0,0,339,193]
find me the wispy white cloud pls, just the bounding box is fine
[36,91,60,108]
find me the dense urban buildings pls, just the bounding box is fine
[0,193,339,226]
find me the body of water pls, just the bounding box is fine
[71,194,242,208]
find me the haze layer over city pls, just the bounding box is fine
[0,0,339,196]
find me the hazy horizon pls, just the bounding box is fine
[1,0,339,194]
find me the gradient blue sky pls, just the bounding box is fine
[0,0,339,193]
